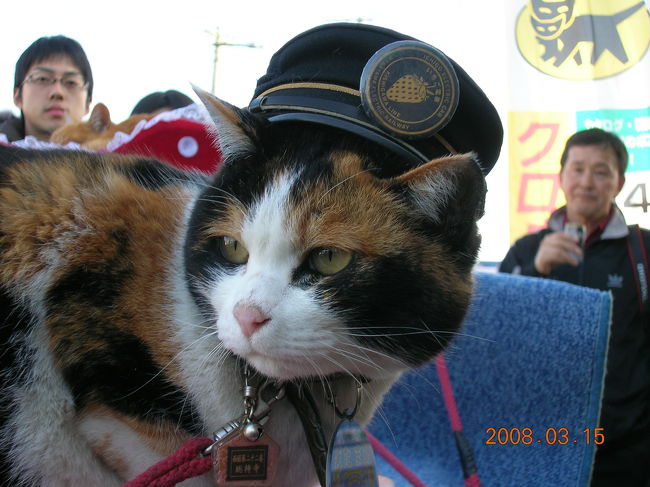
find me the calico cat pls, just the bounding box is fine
[0,91,486,486]
[50,102,153,150]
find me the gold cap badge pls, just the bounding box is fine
[360,40,460,138]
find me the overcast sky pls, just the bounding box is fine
[1,0,513,260]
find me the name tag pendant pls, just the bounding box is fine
[213,422,280,487]
[325,384,378,487]
[212,369,284,486]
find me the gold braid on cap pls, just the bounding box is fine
[255,82,361,99]
[253,82,457,156]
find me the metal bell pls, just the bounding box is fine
[243,421,264,441]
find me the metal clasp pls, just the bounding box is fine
[328,382,362,420]
[252,381,286,422]
[202,372,286,456]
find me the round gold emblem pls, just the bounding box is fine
[360,41,459,138]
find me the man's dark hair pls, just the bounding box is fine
[131,90,194,115]
[14,35,93,102]
[560,128,628,177]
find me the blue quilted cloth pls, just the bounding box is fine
[369,271,611,487]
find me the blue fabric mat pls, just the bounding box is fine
[368,272,612,487]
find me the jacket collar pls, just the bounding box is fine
[547,205,629,240]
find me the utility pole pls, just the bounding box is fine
[206,28,260,94]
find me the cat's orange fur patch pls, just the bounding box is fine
[0,152,191,380]
[51,104,152,150]
[287,151,472,299]
[288,153,399,255]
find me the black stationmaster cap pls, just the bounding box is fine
[249,22,503,174]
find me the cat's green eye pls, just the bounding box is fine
[218,237,249,264]
[310,248,353,275]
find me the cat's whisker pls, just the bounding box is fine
[114,318,218,402]
[341,341,409,370]
[317,168,375,203]
[328,348,379,374]
[183,322,213,331]
[334,325,495,343]
[177,340,230,430]
[336,329,444,338]
[203,186,247,216]
[176,342,232,429]
[370,398,403,447]
[327,345,388,377]
[416,318,496,344]
[406,366,445,395]
[304,349,360,383]
[300,352,329,382]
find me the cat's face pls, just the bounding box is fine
[185,95,486,381]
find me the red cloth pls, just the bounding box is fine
[112,119,222,174]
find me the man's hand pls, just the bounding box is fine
[534,231,583,275]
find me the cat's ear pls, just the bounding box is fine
[89,103,112,134]
[390,152,486,247]
[193,85,260,163]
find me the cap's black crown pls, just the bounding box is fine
[249,23,502,174]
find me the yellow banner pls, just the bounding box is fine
[508,112,571,242]
[507,0,650,245]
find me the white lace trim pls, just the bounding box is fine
[104,104,213,152]
[1,103,213,153]
[4,134,87,151]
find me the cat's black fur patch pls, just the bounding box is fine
[318,254,465,365]
[116,157,202,191]
[61,330,201,434]
[47,228,131,308]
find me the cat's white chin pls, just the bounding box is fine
[243,354,313,381]
[217,318,409,380]
[239,350,407,382]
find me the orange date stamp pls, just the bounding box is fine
[485,427,605,446]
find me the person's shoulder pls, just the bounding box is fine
[0,112,24,142]
[0,110,14,123]
[512,228,550,247]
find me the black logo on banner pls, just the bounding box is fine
[515,0,650,80]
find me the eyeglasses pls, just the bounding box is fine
[22,73,87,93]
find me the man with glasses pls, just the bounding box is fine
[0,35,93,142]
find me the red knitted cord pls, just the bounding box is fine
[435,355,462,432]
[121,437,213,487]
[465,473,481,487]
[366,430,428,487]
[436,354,481,487]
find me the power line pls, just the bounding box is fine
[205,28,261,94]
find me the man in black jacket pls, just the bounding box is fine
[500,128,649,486]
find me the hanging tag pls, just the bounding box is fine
[326,417,378,487]
[213,430,280,487]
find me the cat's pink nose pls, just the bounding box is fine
[233,303,270,337]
